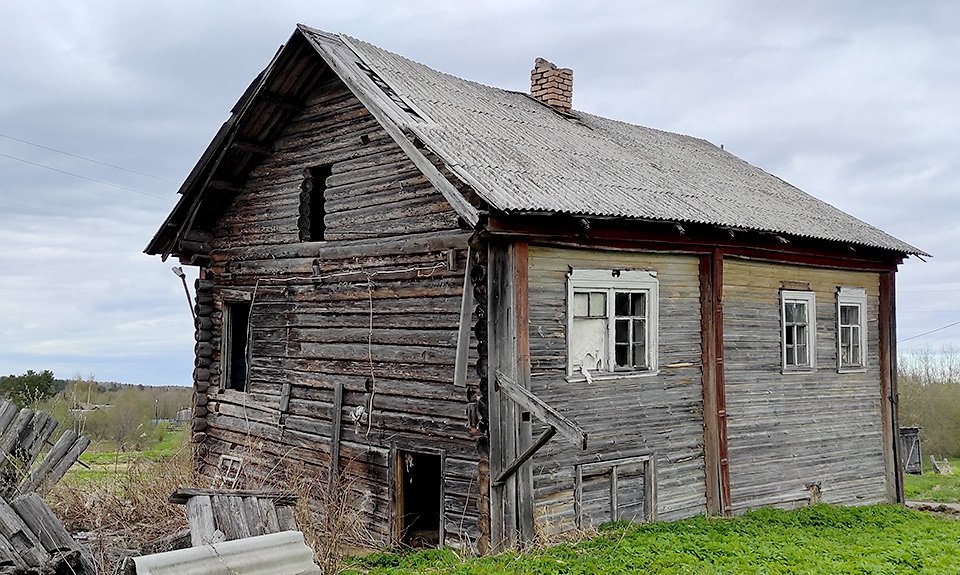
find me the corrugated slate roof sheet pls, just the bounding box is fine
[302,27,922,256]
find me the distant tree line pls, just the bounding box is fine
[899,346,960,458]
[0,370,192,451]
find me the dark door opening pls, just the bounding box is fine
[397,450,442,548]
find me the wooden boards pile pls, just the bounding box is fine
[169,488,298,547]
[0,401,90,498]
[0,400,94,574]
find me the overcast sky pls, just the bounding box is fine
[1,1,956,385]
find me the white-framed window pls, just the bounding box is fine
[781,290,816,371]
[837,287,867,372]
[567,269,659,379]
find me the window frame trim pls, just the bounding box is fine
[836,287,868,373]
[566,269,659,381]
[780,289,817,373]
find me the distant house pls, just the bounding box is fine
[146,25,925,552]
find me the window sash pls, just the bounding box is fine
[837,291,867,370]
[781,291,816,371]
[570,290,652,374]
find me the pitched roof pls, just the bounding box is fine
[301,26,922,256]
[147,26,924,257]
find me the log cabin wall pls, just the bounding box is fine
[722,258,887,512]
[525,245,707,538]
[196,74,482,549]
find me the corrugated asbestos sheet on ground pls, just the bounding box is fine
[299,26,922,256]
[131,531,319,575]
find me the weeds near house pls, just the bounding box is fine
[46,435,194,573]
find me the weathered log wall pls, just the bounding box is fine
[722,258,887,511]
[193,75,481,548]
[525,246,706,538]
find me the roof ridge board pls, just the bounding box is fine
[338,34,437,128]
[300,30,480,226]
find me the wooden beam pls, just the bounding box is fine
[454,247,474,388]
[713,249,732,515]
[514,242,534,544]
[495,370,588,450]
[305,33,480,227]
[231,140,273,156]
[330,382,344,489]
[208,180,243,194]
[699,253,721,516]
[493,426,556,486]
[879,271,904,502]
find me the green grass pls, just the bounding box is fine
[905,457,960,503]
[347,505,960,575]
[67,424,189,483]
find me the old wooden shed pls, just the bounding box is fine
[146,25,926,552]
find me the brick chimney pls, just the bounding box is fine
[530,57,573,112]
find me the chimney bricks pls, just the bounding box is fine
[530,57,573,112]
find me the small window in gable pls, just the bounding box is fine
[298,165,332,241]
[837,287,867,372]
[781,290,816,372]
[223,299,251,392]
[567,269,659,379]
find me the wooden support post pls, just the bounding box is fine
[330,382,344,490]
[512,241,535,545]
[879,269,904,503]
[700,249,730,515]
[486,241,518,551]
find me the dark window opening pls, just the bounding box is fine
[225,301,251,391]
[299,165,332,241]
[397,450,442,548]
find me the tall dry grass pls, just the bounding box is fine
[46,446,194,573]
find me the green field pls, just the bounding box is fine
[904,458,960,503]
[348,505,960,575]
[67,424,189,483]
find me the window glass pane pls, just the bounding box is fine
[785,326,795,345]
[631,293,646,316]
[795,344,808,365]
[615,319,629,344]
[851,343,861,365]
[841,304,859,325]
[633,319,645,343]
[786,346,796,366]
[840,326,850,345]
[796,325,807,346]
[571,317,606,371]
[615,292,630,316]
[573,293,589,317]
[785,302,805,324]
[589,292,607,317]
[615,344,629,367]
[632,342,647,368]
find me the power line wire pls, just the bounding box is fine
[898,320,960,343]
[0,131,178,184]
[0,152,171,201]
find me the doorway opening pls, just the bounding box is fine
[396,450,443,548]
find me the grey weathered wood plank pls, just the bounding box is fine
[495,371,587,450]
[185,495,218,546]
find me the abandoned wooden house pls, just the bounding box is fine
[145,25,925,552]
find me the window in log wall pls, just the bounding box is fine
[299,165,332,241]
[223,300,252,391]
